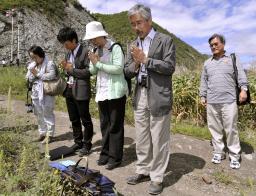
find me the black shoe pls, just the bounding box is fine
[126,174,150,185]
[33,135,45,142]
[97,159,108,166]
[148,181,163,195]
[70,143,82,152]
[105,162,121,170]
[79,146,91,157]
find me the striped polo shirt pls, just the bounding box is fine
[199,54,248,104]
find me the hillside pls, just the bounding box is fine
[92,11,206,68]
[0,0,85,21]
[0,0,93,64]
[0,0,206,69]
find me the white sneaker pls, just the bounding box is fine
[211,154,225,164]
[230,159,240,169]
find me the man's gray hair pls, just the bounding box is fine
[128,4,152,20]
[208,33,226,45]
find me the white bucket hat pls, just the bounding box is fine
[83,21,108,40]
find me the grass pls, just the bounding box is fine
[0,0,86,22]
[213,171,234,185]
[1,66,256,150]
[173,121,211,140]
[0,66,256,195]
[213,171,256,195]
[246,177,256,188]
[0,107,61,195]
[0,101,92,195]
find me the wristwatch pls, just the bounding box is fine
[241,86,248,91]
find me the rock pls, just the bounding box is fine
[243,154,253,160]
[0,21,5,33]
[0,3,93,63]
[175,143,183,149]
[202,174,213,184]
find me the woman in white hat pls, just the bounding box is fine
[84,21,128,170]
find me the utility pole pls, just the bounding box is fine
[11,12,14,63]
[17,10,20,66]
[6,8,16,64]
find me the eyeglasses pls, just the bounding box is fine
[130,19,147,28]
[210,43,219,47]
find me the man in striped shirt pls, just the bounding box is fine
[199,34,248,169]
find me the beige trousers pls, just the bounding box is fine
[207,102,241,160]
[134,87,170,182]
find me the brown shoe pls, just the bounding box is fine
[127,174,150,185]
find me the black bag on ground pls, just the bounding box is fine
[49,145,75,161]
[230,53,251,105]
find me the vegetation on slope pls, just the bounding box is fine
[92,11,207,68]
[0,0,82,21]
[1,1,206,68]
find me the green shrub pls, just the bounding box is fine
[92,12,206,68]
[0,0,76,21]
[1,66,256,149]
[0,108,61,195]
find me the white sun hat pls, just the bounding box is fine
[83,21,108,40]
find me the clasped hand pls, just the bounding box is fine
[88,51,99,65]
[130,45,147,70]
[31,67,38,76]
[60,60,73,72]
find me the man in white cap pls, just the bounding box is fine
[83,21,128,170]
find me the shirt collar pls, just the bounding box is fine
[105,39,112,50]
[137,28,156,42]
[72,44,80,57]
[42,56,48,66]
[211,50,227,60]
[147,28,156,40]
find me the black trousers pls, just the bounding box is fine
[98,95,126,164]
[65,88,93,148]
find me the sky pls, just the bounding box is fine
[78,0,256,65]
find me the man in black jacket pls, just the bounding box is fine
[57,27,93,156]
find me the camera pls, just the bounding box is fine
[140,75,147,88]
[25,103,33,113]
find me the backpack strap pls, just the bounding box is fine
[108,42,124,55]
[108,42,132,95]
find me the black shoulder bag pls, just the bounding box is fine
[230,53,250,105]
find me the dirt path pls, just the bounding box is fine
[0,95,255,196]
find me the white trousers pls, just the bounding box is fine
[134,87,170,182]
[207,102,241,160]
[32,95,55,137]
